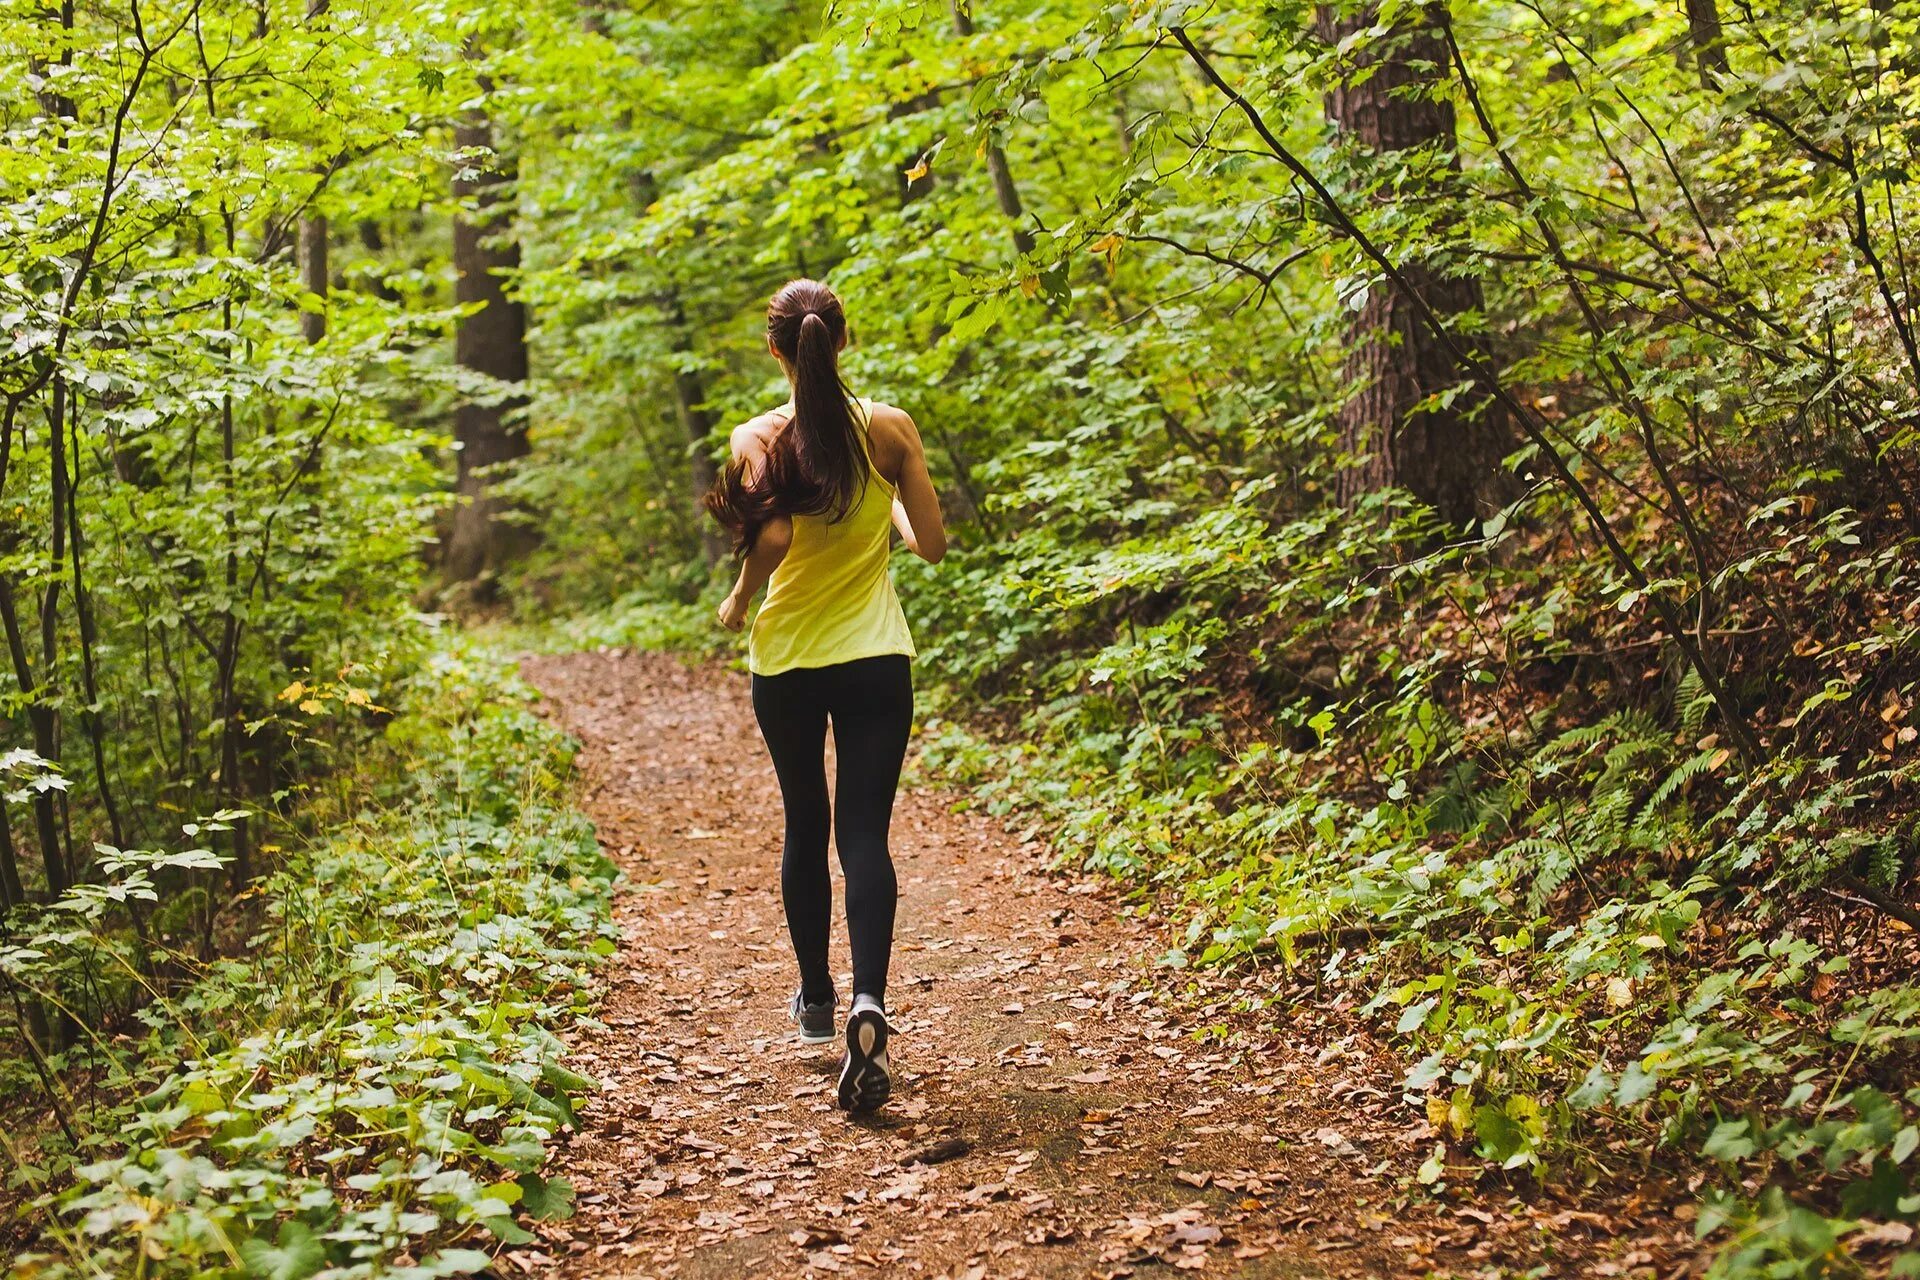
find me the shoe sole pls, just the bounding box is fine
[837,1009,891,1113]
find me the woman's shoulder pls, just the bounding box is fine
[858,401,919,484]
[860,400,919,443]
[728,408,790,459]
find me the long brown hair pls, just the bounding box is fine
[703,279,867,556]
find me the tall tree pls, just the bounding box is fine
[664,293,728,566]
[1684,0,1729,85]
[950,1,1035,256]
[445,101,532,590]
[299,0,330,344]
[1315,3,1513,527]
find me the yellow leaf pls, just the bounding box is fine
[1446,1088,1473,1139]
[1087,232,1123,268]
[904,157,930,184]
[278,681,306,702]
[1019,274,1040,299]
[298,698,325,715]
[345,687,370,707]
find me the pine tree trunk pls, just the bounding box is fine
[445,108,532,591]
[1317,2,1513,528]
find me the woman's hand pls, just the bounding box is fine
[717,514,790,634]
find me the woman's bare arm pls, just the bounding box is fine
[718,515,791,631]
[880,410,947,563]
[716,416,791,631]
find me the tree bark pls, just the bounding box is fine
[299,0,330,343]
[950,1,1036,256]
[0,578,68,896]
[299,213,328,344]
[662,295,728,566]
[1684,0,1728,85]
[1316,3,1514,528]
[445,106,532,590]
[0,802,24,910]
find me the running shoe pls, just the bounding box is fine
[837,994,892,1113]
[789,989,837,1044]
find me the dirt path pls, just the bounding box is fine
[514,650,1690,1280]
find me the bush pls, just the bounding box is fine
[5,643,613,1278]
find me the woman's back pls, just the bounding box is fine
[748,398,916,677]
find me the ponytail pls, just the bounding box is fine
[704,280,867,557]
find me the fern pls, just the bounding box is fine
[1514,712,1694,911]
[1641,749,1716,825]
[1676,666,1712,736]
[1867,838,1902,893]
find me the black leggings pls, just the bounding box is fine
[751,654,911,1005]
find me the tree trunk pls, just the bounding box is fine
[0,579,68,896]
[299,213,327,343]
[1316,3,1513,528]
[662,297,728,566]
[950,1,1036,256]
[299,0,331,345]
[0,803,24,911]
[1684,0,1728,85]
[445,107,532,591]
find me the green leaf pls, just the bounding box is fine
[1395,997,1436,1035]
[238,1222,326,1280]
[518,1172,577,1221]
[1566,1064,1612,1111]
[948,295,1005,343]
[1615,1062,1658,1107]
[414,1249,493,1278]
[1702,1119,1756,1161]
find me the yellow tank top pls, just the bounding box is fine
[747,398,917,677]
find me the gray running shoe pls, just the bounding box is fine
[789,989,837,1044]
[837,995,892,1114]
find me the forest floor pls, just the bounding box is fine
[512,650,1705,1280]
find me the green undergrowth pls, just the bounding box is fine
[936,716,1920,1273]
[906,499,1920,1279]
[509,591,724,660]
[4,642,614,1278]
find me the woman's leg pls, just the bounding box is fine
[751,668,834,1004]
[825,655,912,1003]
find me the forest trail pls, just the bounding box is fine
[513,651,1667,1280]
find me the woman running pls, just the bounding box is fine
[704,278,946,1114]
